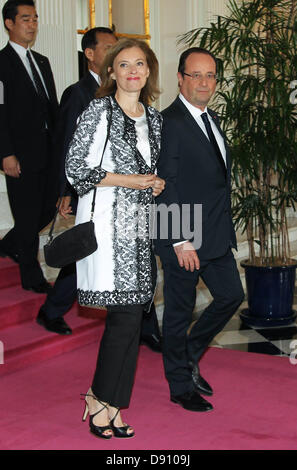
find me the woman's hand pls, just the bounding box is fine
[124,174,157,190]
[98,172,157,190]
[152,176,165,197]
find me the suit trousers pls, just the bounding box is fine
[160,248,244,396]
[3,153,57,288]
[91,304,144,408]
[42,263,77,319]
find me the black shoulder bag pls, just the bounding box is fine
[44,111,111,268]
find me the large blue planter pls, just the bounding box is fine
[240,260,297,327]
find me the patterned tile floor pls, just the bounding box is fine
[210,296,297,357]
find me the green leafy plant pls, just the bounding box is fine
[179,0,297,266]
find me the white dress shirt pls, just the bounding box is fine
[9,41,49,98]
[89,69,101,86]
[179,93,226,166]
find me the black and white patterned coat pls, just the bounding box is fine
[66,95,162,307]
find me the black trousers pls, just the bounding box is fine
[91,304,144,408]
[2,161,57,288]
[42,263,77,319]
[160,248,244,396]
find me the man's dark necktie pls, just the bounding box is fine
[26,50,52,128]
[201,112,226,175]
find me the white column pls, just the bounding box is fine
[149,0,161,110]
[95,0,109,27]
[0,0,8,48]
[205,0,230,22]
[34,0,78,99]
[186,0,206,31]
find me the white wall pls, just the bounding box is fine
[95,0,109,27]
[112,0,144,34]
[151,0,230,110]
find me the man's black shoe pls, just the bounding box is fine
[36,308,72,335]
[23,281,53,294]
[140,334,162,353]
[170,390,213,412]
[189,361,213,396]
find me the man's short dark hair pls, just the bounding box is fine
[81,27,116,52]
[2,0,35,30]
[178,47,217,75]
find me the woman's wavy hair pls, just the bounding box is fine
[96,38,160,105]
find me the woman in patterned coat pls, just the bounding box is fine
[66,38,164,440]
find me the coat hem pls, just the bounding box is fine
[77,288,153,307]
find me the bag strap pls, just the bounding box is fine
[47,107,112,241]
[47,205,60,242]
[90,186,96,221]
[91,106,112,218]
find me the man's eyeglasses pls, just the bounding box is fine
[183,72,217,81]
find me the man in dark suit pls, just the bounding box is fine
[155,48,244,411]
[0,0,59,293]
[37,28,163,351]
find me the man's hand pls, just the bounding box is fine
[174,241,200,272]
[2,155,21,178]
[58,196,72,219]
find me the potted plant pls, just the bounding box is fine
[179,0,297,326]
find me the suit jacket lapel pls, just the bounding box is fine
[4,43,38,98]
[208,108,231,175]
[31,50,53,101]
[174,97,211,149]
[175,97,229,175]
[84,72,99,101]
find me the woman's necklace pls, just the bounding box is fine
[122,102,144,118]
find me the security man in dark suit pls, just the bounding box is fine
[155,48,244,412]
[0,0,59,293]
[37,28,163,351]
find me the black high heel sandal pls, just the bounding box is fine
[81,392,113,440]
[109,408,135,439]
